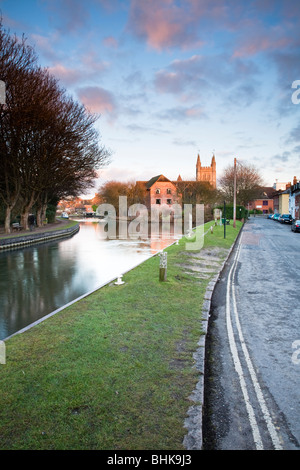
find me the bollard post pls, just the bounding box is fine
[159,251,167,282]
[0,340,6,364]
[115,274,125,285]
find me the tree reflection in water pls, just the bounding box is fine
[0,221,176,339]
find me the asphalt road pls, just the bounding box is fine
[203,216,300,450]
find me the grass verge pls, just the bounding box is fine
[0,220,242,450]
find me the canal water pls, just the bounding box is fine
[0,220,177,340]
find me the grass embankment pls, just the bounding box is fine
[0,220,242,450]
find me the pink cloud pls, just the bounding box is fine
[158,105,206,121]
[103,36,119,48]
[47,53,108,86]
[154,70,185,94]
[31,32,62,62]
[233,34,293,58]
[128,0,298,58]
[76,86,117,114]
[127,0,245,51]
[127,0,203,50]
[48,64,83,85]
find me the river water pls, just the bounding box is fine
[0,220,177,340]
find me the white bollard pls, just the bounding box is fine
[115,275,125,285]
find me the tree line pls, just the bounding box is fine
[96,162,264,219]
[0,19,110,233]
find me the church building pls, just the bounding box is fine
[196,154,216,188]
[136,154,216,210]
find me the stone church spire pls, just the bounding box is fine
[195,152,216,187]
[196,154,201,181]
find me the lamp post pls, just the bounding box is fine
[223,200,226,239]
[233,157,237,228]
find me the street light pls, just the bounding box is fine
[233,157,237,228]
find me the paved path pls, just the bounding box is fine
[0,218,70,237]
[203,217,300,450]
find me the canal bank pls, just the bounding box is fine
[0,221,243,451]
[0,219,80,251]
[0,219,177,340]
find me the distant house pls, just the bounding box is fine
[290,177,300,219]
[136,175,179,211]
[74,203,86,214]
[272,185,291,214]
[84,205,94,213]
[247,187,276,214]
[278,190,290,215]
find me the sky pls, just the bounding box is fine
[1,0,300,197]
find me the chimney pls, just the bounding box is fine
[293,176,297,185]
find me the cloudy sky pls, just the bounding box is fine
[1,0,300,195]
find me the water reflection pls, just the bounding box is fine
[0,221,176,339]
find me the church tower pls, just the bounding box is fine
[196,153,216,188]
[196,154,201,182]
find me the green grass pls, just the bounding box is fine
[0,220,242,450]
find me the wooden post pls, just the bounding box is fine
[159,251,167,281]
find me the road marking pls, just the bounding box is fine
[226,232,283,450]
[226,247,264,449]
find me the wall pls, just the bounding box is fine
[149,181,178,209]
[279,193,289,214]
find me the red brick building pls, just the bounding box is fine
[137,154,217,210]
[137,175,179,210]
[247,187,276,214]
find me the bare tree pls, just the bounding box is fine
[218,161,264,206]
[0,19,38,232]
[176,180,217,205]
[97,181,129,214]
[0,19,110,231]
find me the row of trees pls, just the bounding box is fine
[0,20,110,232]
[95,180,147,211]
[96,163,264,216]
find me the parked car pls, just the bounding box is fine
[267,214,274,219]
[273,213,281,221]
[279,214,293,224]
[291,220,300,232]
